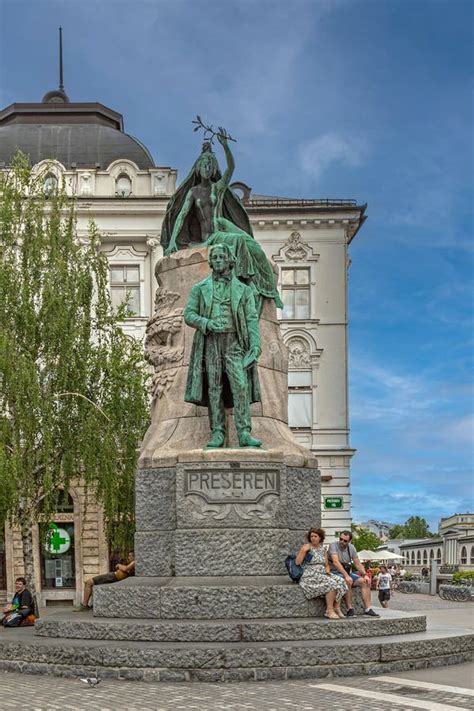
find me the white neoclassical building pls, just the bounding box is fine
[0,85,366,603]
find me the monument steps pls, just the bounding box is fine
[0,623,471,682]
[92,576,367,620]
[34,609,427,643]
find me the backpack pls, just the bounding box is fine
[285,552,312,583]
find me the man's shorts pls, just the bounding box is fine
[378,589,391,602]
[333,571,361,583]
[92,572,118,586]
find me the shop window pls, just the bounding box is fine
[281,268,310,319]
[110,265,141,316]
[288,370,312,428]
[40,520,76,589]
[461,546,467,565]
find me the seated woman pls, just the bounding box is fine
[1,577,34,627]
[162,130,283,312]
[296,528,348,619]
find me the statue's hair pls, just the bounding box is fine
[194,150,220,180]
[208,243,235,269]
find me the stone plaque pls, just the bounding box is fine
[184,468,280,504]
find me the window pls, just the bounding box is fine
[423,550,428,564]
[430,549,434,560]
[470,546,474,564]
[288,370,312,428]
[411,551,415,564]
[281,268,310,319]
[110,265,140,316]
[44,173,58,197]
[116,173,132,197]
[417,551,421,564]
[461,546,467,565]
[436,548,442,563]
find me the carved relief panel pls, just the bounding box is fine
[145,288,184,400]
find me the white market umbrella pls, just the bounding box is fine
[356,549,379,561]
[376,550,404,560]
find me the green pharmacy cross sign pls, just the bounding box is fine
[324,496,343,510]
[45,523,71,554]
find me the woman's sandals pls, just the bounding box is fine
[324,609,340,620]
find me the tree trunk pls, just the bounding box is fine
[18,506,37,600]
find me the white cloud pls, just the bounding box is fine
[299,132,368,182]
[442,414,474,445]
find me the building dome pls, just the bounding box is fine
[0,97,155,170]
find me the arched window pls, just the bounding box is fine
[115,173,132,197]
[436,548,442,563]
[411,551,415,564]
[44,173,58,197]
[417,551,421,564]
[461,546,467,565]
[471,546,474,565]
[430,549,434,560]
[423,550,428,564]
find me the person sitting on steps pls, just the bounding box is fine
[328,531,380,617]
[73,551,135,611]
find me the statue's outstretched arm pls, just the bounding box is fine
[165,190,194,255]
[217,128,235,187]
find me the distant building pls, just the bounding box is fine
[359,520,395,541]
[439,513,474,534]
[399,513,474,572]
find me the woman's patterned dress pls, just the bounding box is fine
[299,545,347,602]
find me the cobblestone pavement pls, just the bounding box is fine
[372,591,472,612]
[1,664,473,710]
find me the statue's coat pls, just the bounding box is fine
[183,274,261,408]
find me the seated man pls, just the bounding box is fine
[1,577,34,627]
[74,551,135,611]
[328,531,380,617]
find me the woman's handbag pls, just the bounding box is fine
[285,552,312,583]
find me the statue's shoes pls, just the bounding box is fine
[238,432,262,448]
[206,431,225,448]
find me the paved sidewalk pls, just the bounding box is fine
[0,664,473,710]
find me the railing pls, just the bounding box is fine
[245,198,359,208]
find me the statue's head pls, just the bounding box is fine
[208,243,235,272]
[195,144,220,181]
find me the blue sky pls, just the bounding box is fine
[1,0,472,531]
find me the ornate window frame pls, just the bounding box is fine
[283,331,323,430]
[273,232,319,322]
[103,244,148,319]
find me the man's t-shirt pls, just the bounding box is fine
[378,572,392,590]
[327,541,358,573]
[12,589,33,613]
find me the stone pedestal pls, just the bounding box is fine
[135,453,320,579]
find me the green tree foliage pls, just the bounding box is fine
[389,516,434,539]
[351,524,382,551]
[0,154,149,593]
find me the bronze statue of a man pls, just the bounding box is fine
[183,244,262,448]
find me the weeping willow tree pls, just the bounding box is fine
[0,154,149,596]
